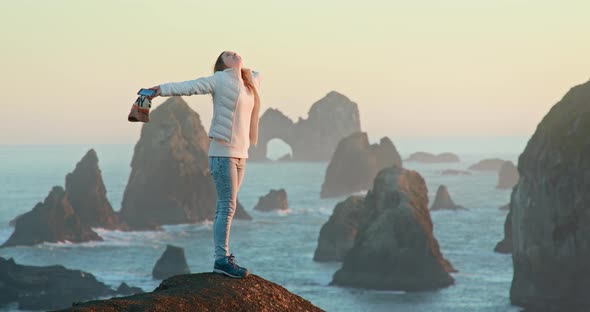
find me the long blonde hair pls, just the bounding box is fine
[213,51,260,146]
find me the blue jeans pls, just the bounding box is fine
[209,156,246,260]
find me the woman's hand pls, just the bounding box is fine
[147,85,161,100]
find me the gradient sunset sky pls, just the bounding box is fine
[1,1,589,145]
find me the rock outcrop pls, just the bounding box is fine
[405,152,460,163]
[496,161,519,189]
[331,167,455,291]
[119,97,250,230]
[468,158,506,171]
[65,149,127,230]
[430,185,465,211]
[1,186,102,247]
[494,208,512,254]
[253,189,289,212]
[4,149,129,246]
[314,196,365,262]
[54,273,324,312]
[152,245,191,280]
[249,91,361,161]
[0,257,143,311]
[320,133,402,198]
[509,79,590,311]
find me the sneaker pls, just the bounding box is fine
[213,254,249,278]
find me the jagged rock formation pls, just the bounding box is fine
[496,161,519,189]
[320,133,402,198]
[249,91,361,161]
[430,185,465,211]
[468,158,506,171]
[509,79,590,311]
[314,196,365,262]
[119,97,250,230]
[253,189,289,212]
[331,167,455,291]
[54,273,324,312]
[405,152,460,163]
[4,149,129,246]
[152,245,191,280]
[0,257,143,311]
[1,186,102,247]
[65,149,127,230]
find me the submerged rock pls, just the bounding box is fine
[430,185,465,211]
[314,196,365,262]
[249,91,361,161]
[0,257,143,311]
[320,133,402,198]
[152,245,191,280]
[54,273,324,312]
[1,186,102,247]
[253,189,289,212]
[119,97,250,230]
[510,79,590,311]
[331,167,455,291]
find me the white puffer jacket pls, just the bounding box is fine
[159,67,261,146]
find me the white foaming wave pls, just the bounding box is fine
[35,228,173,248]
[276,208,292,216]
[249,208,293,218]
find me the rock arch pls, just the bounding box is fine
[249,91,361,161]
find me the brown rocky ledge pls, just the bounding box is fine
[53,273,324,312]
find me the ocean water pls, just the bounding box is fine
[0,142,525,312]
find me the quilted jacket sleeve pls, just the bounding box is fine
[159,74,216,96]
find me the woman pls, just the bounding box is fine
[148,51,261,278]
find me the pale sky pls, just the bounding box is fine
[1,0,589,145]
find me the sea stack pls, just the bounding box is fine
[65,149,127,230]
[509,79,590,311]
[1,186,102,247]
[119,97,250,230]
[152,245,191,280]
[320,133,402,198]
[248,91,361,161]
[253,189,289,212]
[313,196,365,262]
[430,185,465,211]
[331,167,455,291]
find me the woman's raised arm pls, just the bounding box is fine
[157,74,217,97]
